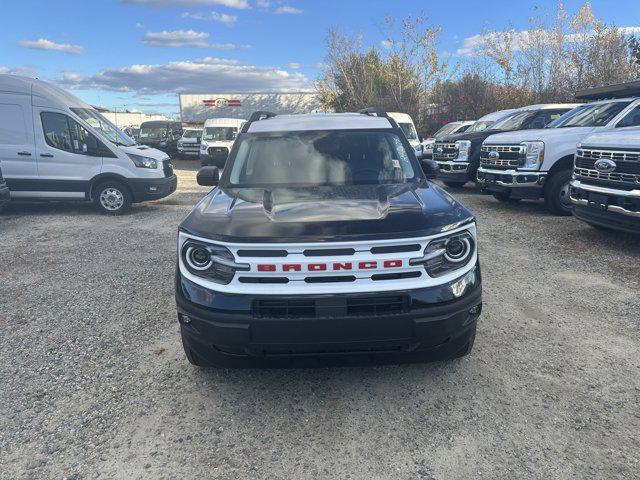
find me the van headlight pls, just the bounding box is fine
[410,228,476,277]
[455,140,471,162]
[127,153,157,169]
[519,141,544,170]
[180,237,249,284]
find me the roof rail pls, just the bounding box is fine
[575,79,640,100]
[358,107,400,130]
[241,110,277,133]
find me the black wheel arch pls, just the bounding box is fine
[89,173,133,199]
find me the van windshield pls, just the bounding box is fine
[140,125,168,139]
[226,130,418,188]
[548,102,631,128]
[203,126,238,141]
[70,108,136,147]
[398,122,418,140]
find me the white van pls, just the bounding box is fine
[199,118,246,167]
[388,112,423,159]
[0,75,177,214]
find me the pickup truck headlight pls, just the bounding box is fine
[181,238,249,284]
[410,228,476,277]
[519,141,544,170]
[127,153,157,169]
[455,140,471,162]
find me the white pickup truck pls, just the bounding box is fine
[477,97,640,215]
[570,127,640,234]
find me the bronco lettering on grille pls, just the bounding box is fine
[256,260,403,272]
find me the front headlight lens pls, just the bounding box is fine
[181,239,249,284]
[410,229,475,277]
[519,141,544,170]
[127,153,157,169]
[455,140,471,161]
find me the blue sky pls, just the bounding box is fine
[2,0,639,116]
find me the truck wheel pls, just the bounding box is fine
[450,326,476,359]
[93,181,132,215]
[492,191,520,203]
[544,169,573,216]
[443,180,467,188]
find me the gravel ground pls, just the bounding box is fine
[1,161,639,480]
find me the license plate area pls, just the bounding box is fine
[588,192,609,208]
[484,173,497,183]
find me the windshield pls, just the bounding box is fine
[203,126,238,141]
[398,122,418,140]
[466,120,495,133]
[183,130,201,139]
[433,123,460,138]
[226,130,418,187]
[140,125,169,139]
[548,102,631,128]
[70,108,136,147]
[489,111,535,131]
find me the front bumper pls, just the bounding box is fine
[127,175,178,202]
[176,264,482,367]
[436,161,472,182]
[570,179,640,233]
[477,167,546,199]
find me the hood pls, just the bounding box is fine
[484,126,597,144]
[580,127,640,149]
[120,144,169,160]
[179,137,200,144]
[180,183,474,243]
[202,140,234,148]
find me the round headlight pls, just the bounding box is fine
[186,246,212,270]
[444,237,471,263]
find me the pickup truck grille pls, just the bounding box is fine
[480,145,524,169]
[432,142,458,160]
[179,143,200,153]
[574,148,640,188]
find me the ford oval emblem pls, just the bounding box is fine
[488,151,500,159]
[436,146,443,154]
[594,159,616,173]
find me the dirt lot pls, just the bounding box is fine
[1,161,639,479]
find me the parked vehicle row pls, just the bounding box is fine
[421,81,640,233]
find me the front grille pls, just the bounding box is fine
[253,295,409,319]
[480,145,524,169]
[433,142,458,160]
[162,159,173,177]
[180,143,200,152]
[574,168,640,186]
[574,148,640,188]
[208,146,229,157]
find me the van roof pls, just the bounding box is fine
[246,112,393,133]
[0,74,92,110]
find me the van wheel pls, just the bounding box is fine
[443,180,467,188]
[93,181,132,215]
[544,169,573,216]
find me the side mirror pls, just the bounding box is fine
[197,166,220,187]
[421,159,439,180]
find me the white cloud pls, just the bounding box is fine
[19,38,84,55]
[287,62,300,69]
[0,65,37,76]
[181,11,237,25]
[122,0,249,8]
[56,56,311,94]
[142,29,246,49]
[379,39,392,50]
[457,25,640,56]
[256,0,270,6]
[135,22,145,28]
[275,5,302,14]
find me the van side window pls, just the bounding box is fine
[41,112,102,156]
[41,112,73,152]
[617,105,640,128]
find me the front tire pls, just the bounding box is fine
[93,181,132,215]
[544,169,573,216]
[443,180,467,188]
